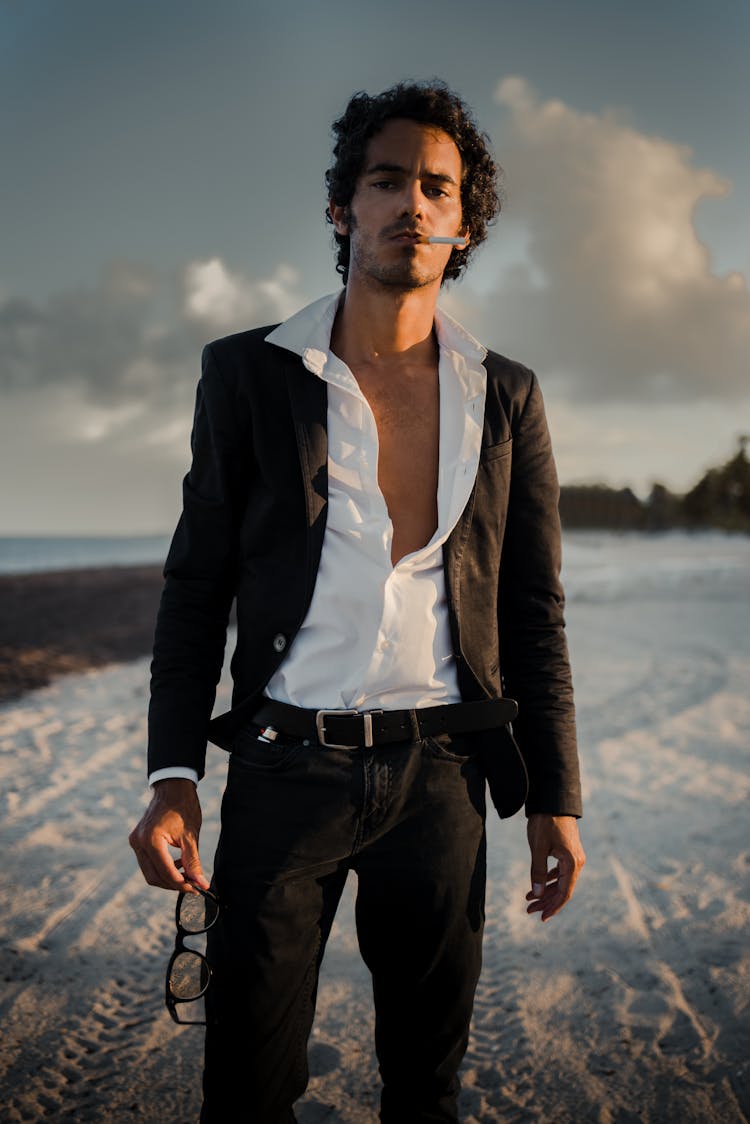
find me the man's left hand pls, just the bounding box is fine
[526,813,585,922]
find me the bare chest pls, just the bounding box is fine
[353,363,440,563]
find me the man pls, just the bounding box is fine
[130,81,585,1123]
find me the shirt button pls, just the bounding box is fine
[272,633,287,653]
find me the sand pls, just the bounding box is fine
[0,566,164,701]
[1,535,749,1122]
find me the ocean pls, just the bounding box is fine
[0,535,172,575]
[1,530,748,600]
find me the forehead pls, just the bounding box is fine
[362,118,463,177]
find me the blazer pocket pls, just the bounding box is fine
[480,437,513,463]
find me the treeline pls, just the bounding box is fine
[559,436,750,532]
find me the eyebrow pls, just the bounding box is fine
[364,162,459,187]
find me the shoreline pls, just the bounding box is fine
[2,528,748,703]
[0,564,165,701]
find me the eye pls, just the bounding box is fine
[372,180,396,190]
[424,186,448,198]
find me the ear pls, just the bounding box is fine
[329,200,349,236]
[458,227,470,248]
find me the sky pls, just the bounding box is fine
[1,0,748,534]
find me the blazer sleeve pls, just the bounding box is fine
[498,371,583,817]
[147,343,248,779]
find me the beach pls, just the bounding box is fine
[0,565,164,701]
[1,531,749,1122]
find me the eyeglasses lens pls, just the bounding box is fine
[169,949,211,1001]
[178,891,218,933]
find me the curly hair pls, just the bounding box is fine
[325,81,502,285]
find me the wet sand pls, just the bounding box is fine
[0,565,164,700]
[1,545,749,1121]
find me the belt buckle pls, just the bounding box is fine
[315,708,371,749]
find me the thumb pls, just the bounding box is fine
[530,849,549,899]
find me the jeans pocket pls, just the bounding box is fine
[230,726,306,773]
[423,733,475,764]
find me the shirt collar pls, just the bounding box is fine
[265,291,487,374]
[432,305,487,364]
[265,292,342,375]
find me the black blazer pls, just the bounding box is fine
[147,325,582,818]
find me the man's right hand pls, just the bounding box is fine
[128,778,210,893]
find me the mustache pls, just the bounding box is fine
[382,221,425,238]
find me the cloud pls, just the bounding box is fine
[0,259,307,451]
[185,260,304,329]
[1,262,186,408]
[456,76,750,403]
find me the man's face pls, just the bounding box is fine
[330,118,468,292]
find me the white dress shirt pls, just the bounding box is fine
[149,293,487,786]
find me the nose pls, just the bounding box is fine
[396,178,423,219]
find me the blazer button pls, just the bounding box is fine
[272,633,287,653]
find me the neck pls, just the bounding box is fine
[331,274,440,368]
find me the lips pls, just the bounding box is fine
[390,230,424,243]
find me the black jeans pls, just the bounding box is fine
[201,726,487,1124]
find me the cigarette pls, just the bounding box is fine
[426,236,467,246]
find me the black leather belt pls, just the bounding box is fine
[252,696,518,750]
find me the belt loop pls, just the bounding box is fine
[408,709,422,743]
[362,712,374,749]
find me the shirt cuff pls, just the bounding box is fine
[148,766,200,788]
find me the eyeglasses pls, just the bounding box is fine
[165,887,219,1025]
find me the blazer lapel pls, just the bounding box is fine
[284,354,329,605]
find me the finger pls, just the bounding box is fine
[531,855,579,921]
[540,892,567,921]
[526,867,565,910]
[529,841,552,899]
[527,886,560,903]
[133,844,190,891]
[152,831,205,890]
[525,866,560,900]
[179,834,210,890]
[527,866,560,890]
[526,882,560,909]
[144,833,196,891]
[526,883,559,903]
[527,887,563,918]
[549,850,581,913]
[530,862,547,891]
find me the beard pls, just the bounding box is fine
[346,213,445,292]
